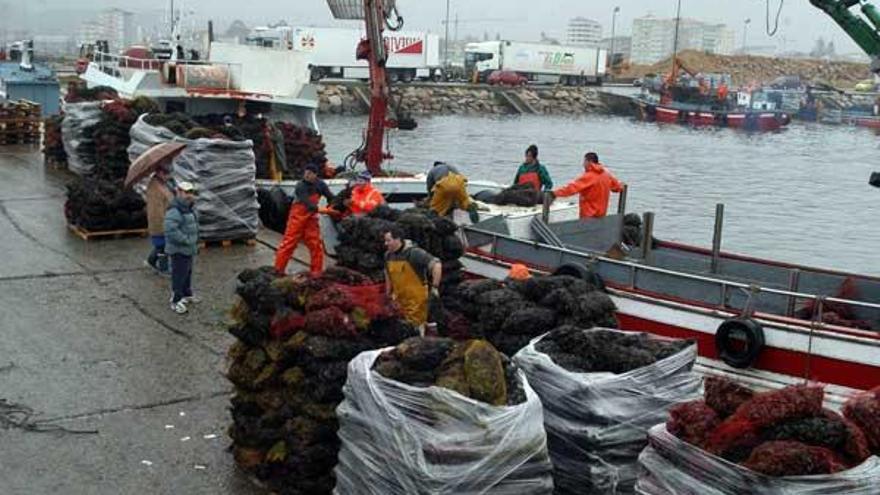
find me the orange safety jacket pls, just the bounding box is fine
[349,184,385,215]
[553,162,623,219]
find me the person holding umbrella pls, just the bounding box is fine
[144,166,175,274]
[124,142,188,276]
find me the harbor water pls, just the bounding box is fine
[320,115,880,276]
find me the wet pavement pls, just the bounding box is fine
[0,146,299,494]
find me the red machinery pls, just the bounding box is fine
[327,0,412,177]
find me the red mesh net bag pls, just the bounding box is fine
[742,441,846,477]
[667,400,720,447]
[270,309,306,340]
[706,385,824,460]
[704,376,755,418]
[843,386,880,455]
[304,306,358,338]
[337,284,400,320]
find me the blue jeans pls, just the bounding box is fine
[147,236,169,273]
[170,254,193,303]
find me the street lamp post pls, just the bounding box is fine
[742,18,751,54]
[444,0,451,67]
[609,6,620,75]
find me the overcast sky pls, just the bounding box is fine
[9,0,867,53]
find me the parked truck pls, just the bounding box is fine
[464,41,606,85]
[286,27,443,83]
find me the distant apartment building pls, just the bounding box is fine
[99,9,135,51]
[600,36,632,65]
[77,9,135,52]
[566,17,603,47]
[78,21,105,47]
[631,15,734,65]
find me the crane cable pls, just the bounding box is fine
[766,0,785,36]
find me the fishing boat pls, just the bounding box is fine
[79,11,318,129]
[635,98,791,131]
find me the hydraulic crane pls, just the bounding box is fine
[326,0,409,177]
[810,0,880,73]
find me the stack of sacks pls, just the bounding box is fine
[514,327,699,494]
[129,114,259,241]
[440,275,617,355]
[333,336,555,494]
[636,379,880,494]
[227,266,417,494]
[334,206,465,288]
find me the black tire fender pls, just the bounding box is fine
[715,318,765,369]
[552,263,606,291]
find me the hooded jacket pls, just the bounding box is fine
[164,197,199,256]
[553,162,623,219]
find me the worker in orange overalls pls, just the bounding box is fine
[551,152,625,219]
[274,163,335,275]
[348,171,385,215]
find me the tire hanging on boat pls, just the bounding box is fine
[715,318,765,369]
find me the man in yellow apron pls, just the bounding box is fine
[383,226,442,331]
[427,161,481,223]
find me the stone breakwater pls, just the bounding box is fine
[317,83,612,115]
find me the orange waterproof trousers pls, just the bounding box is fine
[274,203,324,274]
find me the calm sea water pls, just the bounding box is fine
[318,114,880,276]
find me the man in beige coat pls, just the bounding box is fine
[145,167,175,274]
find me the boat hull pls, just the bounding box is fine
[639,101,790,131]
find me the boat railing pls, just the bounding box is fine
[91,51,243,92]
[464,226,880,331]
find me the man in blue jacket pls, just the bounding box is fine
[164,181,200,314]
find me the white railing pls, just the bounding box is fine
[91,51,243,93]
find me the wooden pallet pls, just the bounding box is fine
[68,224,149,241]
[198,237,257,249]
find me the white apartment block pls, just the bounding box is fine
[566,17,603,47]
[78,9,135,52]
[631,15,735,65]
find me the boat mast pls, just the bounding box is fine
[671,0,682,83]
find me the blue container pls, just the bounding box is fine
[0,62,61,116]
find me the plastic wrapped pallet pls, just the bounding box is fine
[61,101,105,176]
[636,424,880,495]
[514,329,700,495]
[128,115,259,241]
[334,349,555,495]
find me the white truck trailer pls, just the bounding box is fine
[290,27,443,82]
[464,41,606,85]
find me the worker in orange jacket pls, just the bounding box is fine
[348,171,385,215]
[551,152,624,219]
[274,163,335,275]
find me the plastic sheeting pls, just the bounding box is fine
[61,101,105,176]
[514,329,700,495]
[637,424,880,495]
[128,115,259,241]
[334,349,555,495]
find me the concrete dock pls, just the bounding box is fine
[0,146,299,494]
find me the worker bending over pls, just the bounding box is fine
[513,144,553,191]
[349,171,385,215]
[426,161,480,223]
[384,226,442,330]
[551,152,624,219]
[274,163,335,275]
